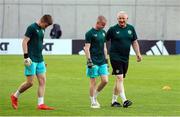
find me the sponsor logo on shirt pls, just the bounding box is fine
[116,31,120,34]
[36,29,45,35]
[94,34,98,37]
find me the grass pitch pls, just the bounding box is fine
[0,55,180,116]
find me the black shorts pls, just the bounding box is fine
[110,60,129,78]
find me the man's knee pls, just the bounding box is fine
[102,79,108,84]
[101,76,108,84]
[39,78,46,86]
[116,74,124,82]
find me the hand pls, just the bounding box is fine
[24,58,32,66]
[87,58,94,68]
[137,54,142,62]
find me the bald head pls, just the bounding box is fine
[116,11,128,28]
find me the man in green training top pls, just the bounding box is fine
[11,14,54,110]
[106,11,142,108]
[84,15,109,108]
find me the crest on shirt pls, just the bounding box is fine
[102,32,105,37]
[116,31,120,34]
[128,30,132,35]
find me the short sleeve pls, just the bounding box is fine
[25,26,34,39]
[106,27,113,41]
[132,26,138,42]
[85,32,92,43]
[103,30,107,43]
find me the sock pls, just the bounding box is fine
[14,90,20,98]
[112,94,118,104]
[38,97,44,105]
[90,96,96,104]
[120,92,127,103]
[119,82,127,103]
[94,91,100,98]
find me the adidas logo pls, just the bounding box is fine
[146,41,169,55]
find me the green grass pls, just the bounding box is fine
[0,55,180,116]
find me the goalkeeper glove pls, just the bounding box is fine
[24,53,32,66]
[87,58,94,68]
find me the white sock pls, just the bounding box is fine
[112,94,118,104]
[38,97,44,105]
[94,91,100,98]
[119,82,127,102]
[14,90,20,98]
[90,96,96,104]
[120,92,127,103]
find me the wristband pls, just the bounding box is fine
[24,53,28,58]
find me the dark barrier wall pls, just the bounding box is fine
[0,39,179,55]
[72,40,180,55]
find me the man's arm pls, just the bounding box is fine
[104,43,108,59]
[84,43,91,60]
[132,40,142,62]
[104,42,109,66]
[22,36,32,66]
[22,36,30,55]
[84,43,94,68]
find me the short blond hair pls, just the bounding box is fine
[97,15,107,23]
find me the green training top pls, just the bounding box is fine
[106,24,137,62]
[85,28,106,65]
[25,23,45,62]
